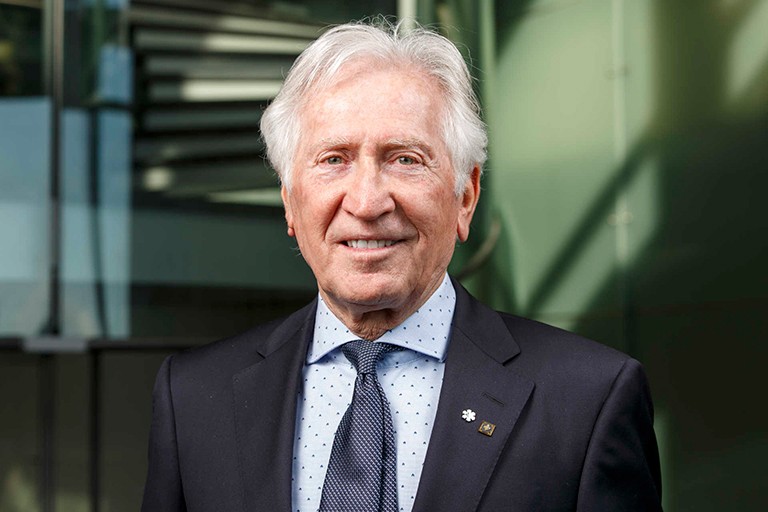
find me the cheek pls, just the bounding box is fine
[292,198,336,244]
[431,196,462,231]
[416,210,460,255]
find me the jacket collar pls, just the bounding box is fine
[412,279,534,511]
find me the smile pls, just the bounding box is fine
[345,240,397,249]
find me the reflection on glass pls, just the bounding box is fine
[0,354,40,512]
[0,3,43,97]
[0,467,39,512]
[0,98,51,337]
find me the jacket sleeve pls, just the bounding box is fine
[142,355,187,512]
[576,358,663,511]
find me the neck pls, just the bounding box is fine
[334,308,410,341]
[320,278,445,340]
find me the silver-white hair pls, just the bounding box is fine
[260,19,487,195]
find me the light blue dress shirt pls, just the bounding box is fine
[292,274,456,512]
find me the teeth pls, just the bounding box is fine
[346,240,395,249]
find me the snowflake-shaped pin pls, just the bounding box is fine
[462,409,476,422]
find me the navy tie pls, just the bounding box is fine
[319,340,401,512]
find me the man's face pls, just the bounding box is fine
[282,63,479,320]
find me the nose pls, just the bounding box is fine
[341,158,396,220]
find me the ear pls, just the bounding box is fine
[281,186,296,238]
[456,165,481,242]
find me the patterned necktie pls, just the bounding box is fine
[319,340,401,512]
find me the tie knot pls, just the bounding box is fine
[342,340,401,375]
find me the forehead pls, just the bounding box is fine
[308,57,442,100]
[297,61,446,145]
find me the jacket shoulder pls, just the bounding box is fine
[500,312,629,360]
[168,299,316,382]
[497,311,637,389]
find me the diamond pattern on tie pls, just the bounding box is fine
[319,341,401,512]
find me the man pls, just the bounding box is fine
[142,20,662,512]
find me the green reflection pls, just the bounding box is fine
[0,4,43,96]
[0,467,39,512]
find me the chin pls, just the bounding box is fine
[335,275,408,309]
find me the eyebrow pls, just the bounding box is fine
[383,138,434,157]
[385,137,427,147]
[307,137,352,154]
[306,137,435,157]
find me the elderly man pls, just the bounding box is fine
[142,21,662,512]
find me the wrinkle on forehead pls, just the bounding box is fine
[308,136,436,154]
[300,58,440,110]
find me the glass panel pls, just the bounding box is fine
[0,2,43,96]
[0,1,50,338]
[486,0,623,337]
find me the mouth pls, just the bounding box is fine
[345,239,398,249]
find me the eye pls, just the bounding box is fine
[325,155,344,165]
[397,155,417,165]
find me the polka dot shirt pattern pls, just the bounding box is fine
[292,275,456,512]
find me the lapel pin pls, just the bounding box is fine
[478,421,496,437]
[461,409,476,422]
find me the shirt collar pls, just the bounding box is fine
[307,274,456,364]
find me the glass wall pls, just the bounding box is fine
[0,0,49,338]
[1,0,400,341]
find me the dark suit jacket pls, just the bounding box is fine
[142,280,662,511]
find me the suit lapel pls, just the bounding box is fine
[412,282,534,512]
[232,300,316,512]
